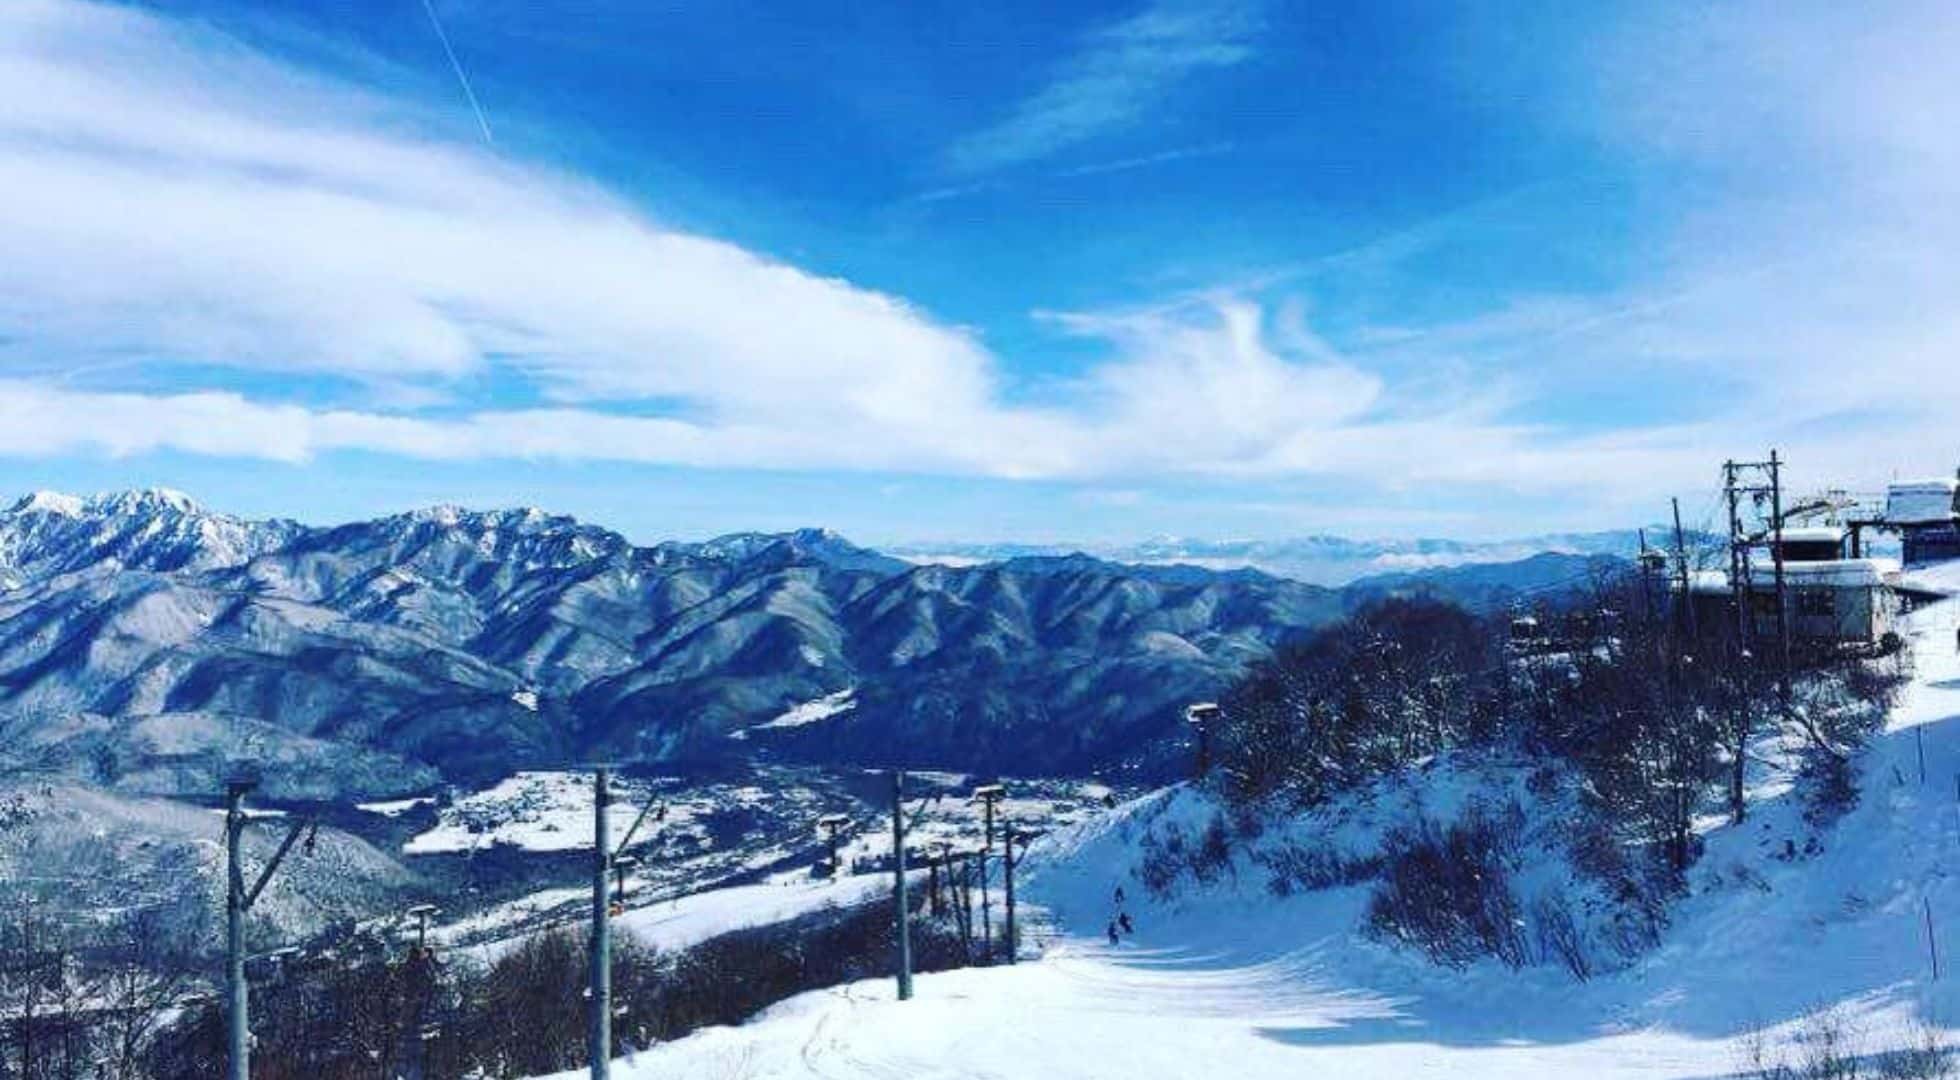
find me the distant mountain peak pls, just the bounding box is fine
[7,488,204,518]
[11,490,85,516]
[644,527,905,577]
[0,487,294,582]
[92,487,201,515]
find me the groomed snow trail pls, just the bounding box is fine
[567,580,1960,1080]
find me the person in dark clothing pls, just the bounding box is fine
[1118,912,1134,935]
[1114,886,1126,905]
[1107,920,1121,946]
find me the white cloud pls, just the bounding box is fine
[941,0,1259,175]
[1,0,1957,536]
[0,0,1533,493]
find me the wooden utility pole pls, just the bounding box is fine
[1671,497,1697,640]
[1724,459,1753,653]
[1769,449,1792,705]
[1637,527,1653,625]
[1719,450,1798,823]
[890,770,913,1001]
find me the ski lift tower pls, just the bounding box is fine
[221,761,259,1080]
[220,760,316,1080]
[584,763,618,1080]
[971,785,1006,963]
[404,904,439,954]
[584,766,668,1080]
[817,814,851,879]
[1185,702,1220,779]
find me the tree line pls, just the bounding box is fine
[1,799,1016,1080]
[1211,578,1908,886]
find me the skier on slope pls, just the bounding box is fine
[1107,919,1121,946]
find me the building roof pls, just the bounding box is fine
[1684,558,1901,593]
[1887,478,1959,525]
[1776,526,1845,544]
[1762,558,1898,587]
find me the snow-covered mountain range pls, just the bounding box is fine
[0,490,1369,794]
[891,530,1656,586]
[0,490,1636,799]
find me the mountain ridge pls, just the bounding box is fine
[0,491,1620,793]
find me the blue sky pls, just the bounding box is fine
[0,0,1956,544]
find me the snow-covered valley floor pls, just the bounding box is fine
[555,586,1960,1080]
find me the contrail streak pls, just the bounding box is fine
[419,0,494,146]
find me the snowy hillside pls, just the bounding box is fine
[564,569,1960,1079]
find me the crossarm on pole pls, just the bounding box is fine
[244,817,312,910]
[613,792,666,857]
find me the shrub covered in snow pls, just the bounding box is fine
[1136,812,1238,899]
[153,892,977,1079]
[1363,798,1530,970]
[1197,573,1914,976]
[1216,598,1507,806]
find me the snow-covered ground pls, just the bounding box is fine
[406,771,626,854]
[402,770,770,856]
[416,768,1123,956]
[356,795,436,817]
[611,876,892,954]
[730,688,857,739]
[551,566,1960,1079]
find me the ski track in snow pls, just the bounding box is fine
[555,571,1960,1079]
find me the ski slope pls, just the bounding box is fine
[610,876,891,954]
[562,575,1960,1079]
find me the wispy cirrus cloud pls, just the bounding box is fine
[941,0,1260,176]
[0,0,1552,496]
[4,0,1959,538]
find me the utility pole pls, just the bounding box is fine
[973,785,1004,964]
[890,771,913,1001]
[1725,459,1753,654]
[1720,451,1796,823]
[1671,496,1697,640]
[1769,449,1792,706]
[1636,527,1652,625]
[222,770,314,1080]
[589,766,613,1080]
[1724,451,1793,667]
